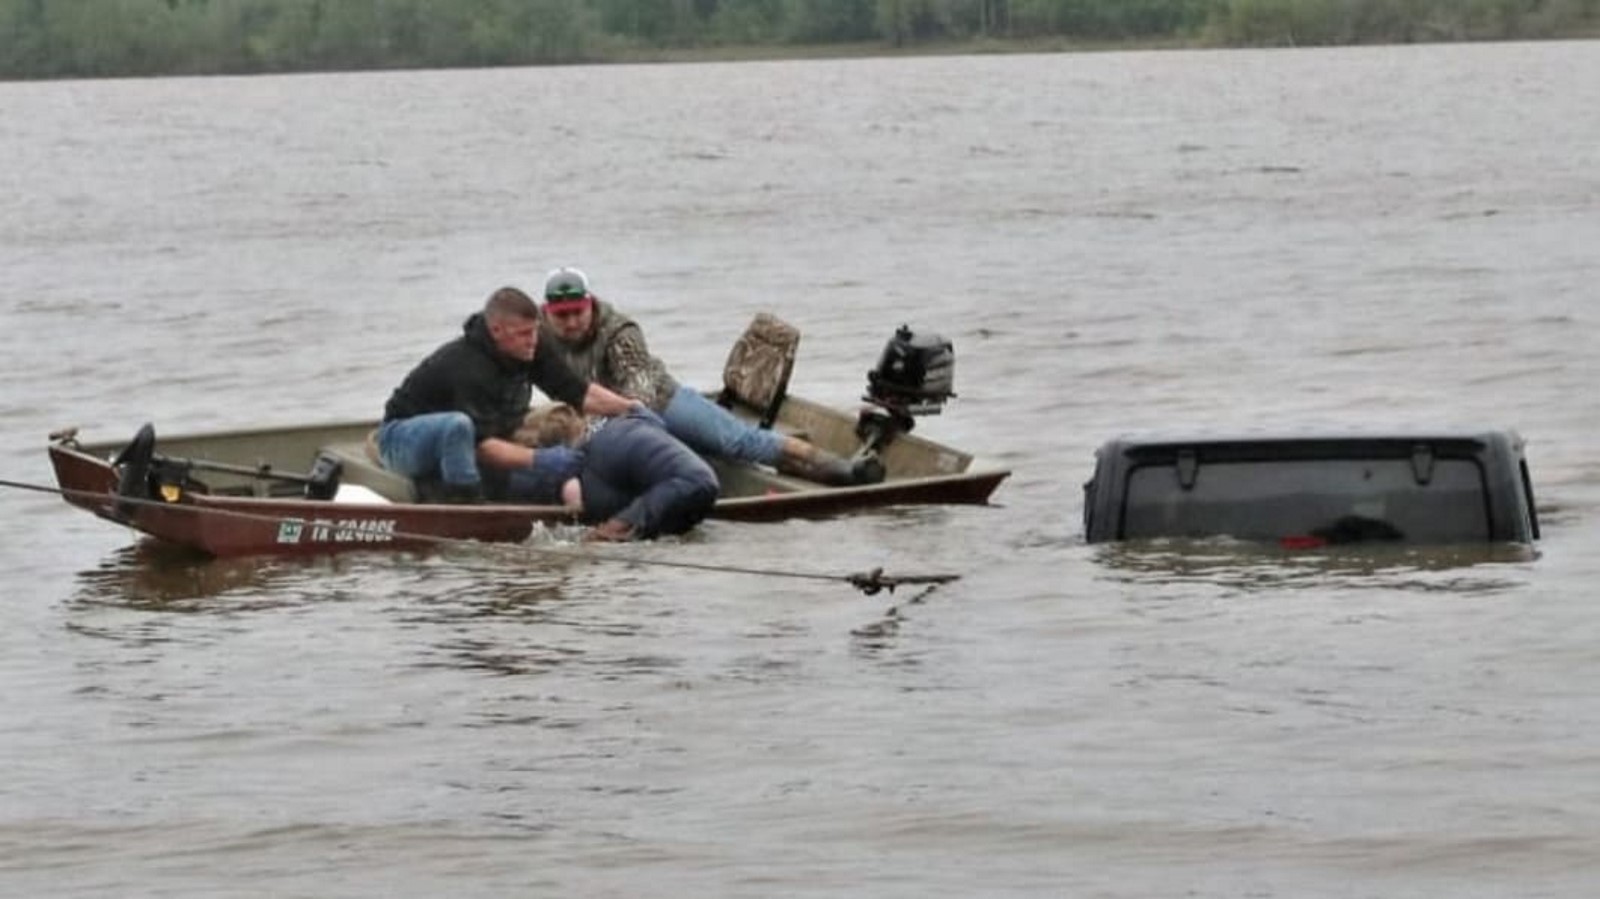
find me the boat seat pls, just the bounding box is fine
[332,483,393,504]
[717,312,799,429]
[315,436,417,503]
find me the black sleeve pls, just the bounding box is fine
[529,347,591,409]
[453,373,507,443]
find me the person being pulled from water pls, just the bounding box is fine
[514,402,719,541]
[378,285,636,506]
[538,266,883,486]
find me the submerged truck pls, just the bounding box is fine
[1082,428,1539,546]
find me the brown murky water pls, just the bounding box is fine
[2,41,1598,897]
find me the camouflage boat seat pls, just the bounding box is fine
[717,312,800,429]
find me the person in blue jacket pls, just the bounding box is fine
[513,402,719,542]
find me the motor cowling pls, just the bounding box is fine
[865,325,955,416]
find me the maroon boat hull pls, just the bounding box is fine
[50,444,573,557]
[49,434,1009,559]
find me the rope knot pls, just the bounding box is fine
[849,567,889,595]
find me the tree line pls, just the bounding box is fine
[1,0,1595,80]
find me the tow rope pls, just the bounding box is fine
[0,476,961,598]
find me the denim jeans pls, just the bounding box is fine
[578,416,719,538]
[376,412,480,487]
[662,385,784,466]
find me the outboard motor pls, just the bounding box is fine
[865,325,956,416]
[111,422,158,518]
[857,325,957,456]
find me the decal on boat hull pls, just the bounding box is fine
[277,517,397,544]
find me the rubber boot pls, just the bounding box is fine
[442,480,486,504]
[851,451,887,485]
[415,477,484,505]
[777,441,885,487]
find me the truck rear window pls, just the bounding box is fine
[1121,458,1490,543]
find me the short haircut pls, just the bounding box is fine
[484,286,540,322]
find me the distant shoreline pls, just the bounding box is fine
[4,30,1597,83]
[599,35,1202,66]
[640,31,1600,64]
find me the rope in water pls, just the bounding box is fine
[0,476,960,595]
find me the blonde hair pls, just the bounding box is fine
[514,403,585,448]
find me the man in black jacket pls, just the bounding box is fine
[378,285,638,504]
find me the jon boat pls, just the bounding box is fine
[47,320,1009,558]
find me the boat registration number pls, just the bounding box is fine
[277,518,397,544]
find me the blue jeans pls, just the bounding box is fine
[578,417,719,538]
[662,385,784,466]
[376,413,480,487]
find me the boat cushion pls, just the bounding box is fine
[332,483,392,504]
[718,313,799,429]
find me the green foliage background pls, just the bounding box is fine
[1,0,1596,79]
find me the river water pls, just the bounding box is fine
[2,40,1598,897]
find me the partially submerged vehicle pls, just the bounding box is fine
[1082,429,1539,547]
[48,320,1009,558]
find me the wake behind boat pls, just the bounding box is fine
[47,322,1010,558]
